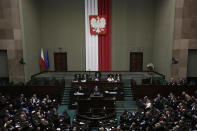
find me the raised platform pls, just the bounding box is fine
[32,71,164,85]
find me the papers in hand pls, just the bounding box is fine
[95,78,99,81]
[74,92,84,96]
[107,78,114,82]
[104,91,117,94]
[105,91,109,93]
[81,80,86,82]
[109,92,117,94]
[79,122,85,125]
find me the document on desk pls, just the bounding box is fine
[74,92,84,95]
[109,92,117,94]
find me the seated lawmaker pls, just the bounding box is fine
[107,74,114,82]
[93,86,100,95]
[178,78,187,86]
[100,106,108,116]
[168,77,177,86]
[73,74,81,82]
[115,74,121,82]
[77,86,84,93]
[95,72,101,81]
[81,74,88,82]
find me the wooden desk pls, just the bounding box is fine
[72,80,123,90]
[90,93,103,98]
[0,85,64,103]
[132,85,197,99]
[70,81,124,124]
[76,99,116,126]
[70,80,124,102]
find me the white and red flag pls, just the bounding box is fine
[85,0,111,71]
[40,48,46,70]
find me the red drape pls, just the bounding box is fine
[98,0,111,71]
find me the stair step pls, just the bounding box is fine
[61,84,71,105]
[124,95,132,97]
[64,91,71,92]
[63,95,69,97]
[62,100,69,102]
[62,97,69,99]
[62,99,69,101]
[62,96,69,99]
[64,94,70,96]
[61,103,69,105]
[61,101,69,103]
[62,102,69,104]
[64,90,70,92]
[124,94,132,95]
[64,92,70,94]
[62,98,69,100]
[63,96,69,98]
[124,94,132,96]
[61,102,69,104]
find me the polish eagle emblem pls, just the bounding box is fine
[89,15,107,35]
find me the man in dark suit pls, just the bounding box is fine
[95,72,101,81]
[77,86,84,93]
[93,86,100,95]
[81,74,88,82]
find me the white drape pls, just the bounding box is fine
[85,0,98,71]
